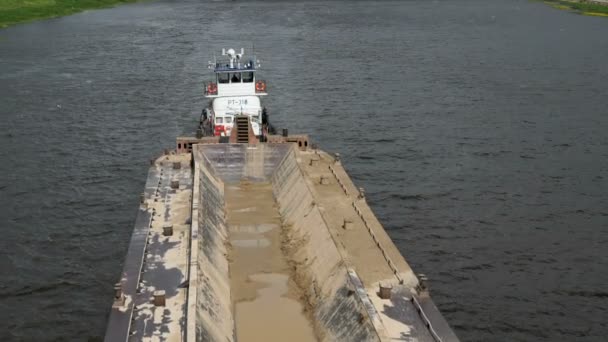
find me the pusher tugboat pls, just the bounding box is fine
[199,48,274,141]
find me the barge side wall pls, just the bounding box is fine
[195,151,234,342]
[271,147,381,342]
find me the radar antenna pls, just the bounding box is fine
[222,48,246,69]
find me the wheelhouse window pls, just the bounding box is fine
[230,73,241,83]
[242,72,254,83]
[225,116,233,124]
[215,117,223,124]
[218,73,229,84]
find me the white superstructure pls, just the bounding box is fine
[202,48,268,137]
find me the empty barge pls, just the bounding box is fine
[104,49,459,342]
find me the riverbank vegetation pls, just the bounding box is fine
[544,0,608,16]
[0,0,140,28]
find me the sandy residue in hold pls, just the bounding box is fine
[280,224,329,342]
[235,273,315,342]
[225,181,316,342]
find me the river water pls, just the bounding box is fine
[1,0,607,341]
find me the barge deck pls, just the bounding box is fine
[105,140,459,342]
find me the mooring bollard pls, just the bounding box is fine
[153,290,166,306]
[320,176,330,185]
[171,180,179,189]
[358,187,366,199]
[343,219,354,230]
[163,224,174,236]
[379,283,393,299]
[173,162,181,170]
[112,283,125,307]
[416,273,429,295]
[114,283,123,300]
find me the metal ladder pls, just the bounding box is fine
[234,116,250,144]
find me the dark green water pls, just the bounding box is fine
[1,0,607,340]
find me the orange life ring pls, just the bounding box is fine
[255,81,266,92]
[207,83,218,94]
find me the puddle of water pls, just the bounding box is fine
[231,238,270,248]
[236,273,317,342]
[226,182,316,342]
[230,223,277,234]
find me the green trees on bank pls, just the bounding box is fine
[544,0,608,16]
[0,0,140,28]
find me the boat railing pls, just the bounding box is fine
[213,61,257,72]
